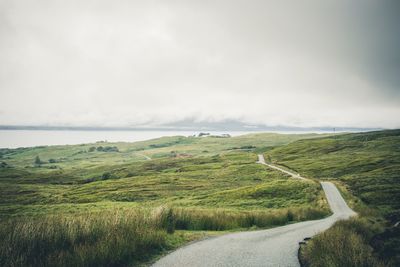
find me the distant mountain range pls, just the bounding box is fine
[0,120,381,133]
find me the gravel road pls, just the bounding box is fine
[257,154,307,180]
[153,156,356,267]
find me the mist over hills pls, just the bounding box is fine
[0,119,380,132]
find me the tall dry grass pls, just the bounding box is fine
[300,218,387,267]
[0,206,328,266]
[173,206,327,230]
[0,210,166,267]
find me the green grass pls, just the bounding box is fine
[300,218,386,267]
[266,129,400,266]
[267,129,400,217]
[0,209,165,267]
[299,182,389,266]
[2,129,398,266]
[0,207,216,267]
[0,150,328,216]
[0,132,326,179]
[0,132,330,266]
[0,205,328,267]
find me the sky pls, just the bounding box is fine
[0,0,399,128]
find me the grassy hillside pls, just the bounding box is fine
[0,152,327,216]
[266,129,400,266]
[267,129,400,217]
[3,130,398,266]
[0,132,329,266]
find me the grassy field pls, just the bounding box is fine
[0,150,328,216]
[0,132,329,266]
[1,130,398,266]
[265,129,400,266]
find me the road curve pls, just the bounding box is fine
[153,157,356,267]
[257,154,307,180]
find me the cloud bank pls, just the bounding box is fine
[0,0,399,128]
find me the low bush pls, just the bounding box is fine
[101,172,112,180]
[95,146,119,152]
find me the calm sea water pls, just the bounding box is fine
[0,130,254,148]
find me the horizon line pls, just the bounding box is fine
[0,124,384,132]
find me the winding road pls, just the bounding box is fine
[153,155,356,267]
[257,154,307,181]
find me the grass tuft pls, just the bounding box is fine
[300,218,387,267]
[0,210,167,267]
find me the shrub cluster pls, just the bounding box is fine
[88,146,119,152]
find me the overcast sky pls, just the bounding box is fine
[0,0,399,128]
